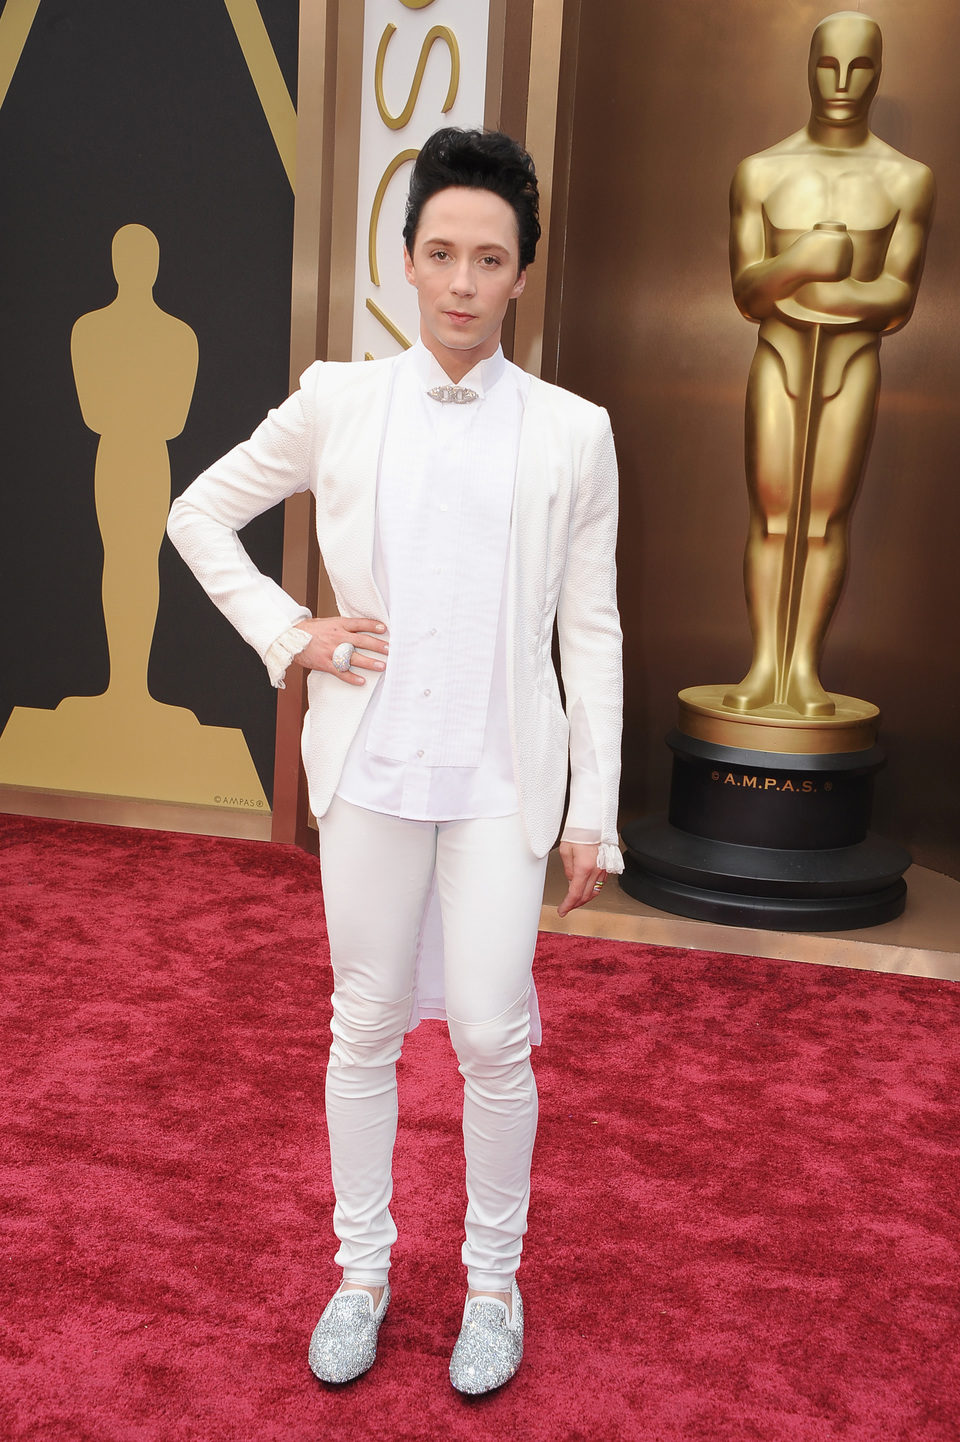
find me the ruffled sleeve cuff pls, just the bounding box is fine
[265,624,312,689]
[597,841,624,875]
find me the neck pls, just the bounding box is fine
[806,115,871,150]
[420,328,500,385]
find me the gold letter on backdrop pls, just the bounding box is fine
[374,22,460,131]
[0,226,270,810]
[0,0,42,110]
[365,13,463,350]
[368,145,419,287]
[222,0,297,190]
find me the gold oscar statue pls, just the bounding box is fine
[0,224,269,812]
[682,11,934,753]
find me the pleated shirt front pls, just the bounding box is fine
[335,341,529,821]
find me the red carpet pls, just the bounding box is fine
[1,813,958,1441]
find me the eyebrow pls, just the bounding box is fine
[422,236,511,253]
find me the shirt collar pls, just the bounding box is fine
[410,339,506,401]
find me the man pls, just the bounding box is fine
[167,128,622,1394]
[725,11,933,718]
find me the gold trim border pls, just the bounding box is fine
[512,0,565,376]
[0,784,272,842]
[274,0,364,849]
[540,851,960,983]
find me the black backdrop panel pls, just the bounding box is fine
[0,0,299,802]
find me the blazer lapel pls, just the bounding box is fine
[507,381,553,689]
[509,379,561,595]
[315,359,395,618]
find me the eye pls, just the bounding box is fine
[430,249,449,262]
[479,255,501,267]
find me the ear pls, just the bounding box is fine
[511,268,527,301]
[403,243,416,287]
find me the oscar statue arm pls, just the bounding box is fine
[730,158,854,321]
[792,165,936,332]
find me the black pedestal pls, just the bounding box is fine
[620,730,910,931]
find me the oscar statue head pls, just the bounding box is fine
[808,11,882,128]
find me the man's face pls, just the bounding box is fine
[808,17,882,125]
[403,186,526,374]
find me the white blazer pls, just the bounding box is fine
[167,354,623,866]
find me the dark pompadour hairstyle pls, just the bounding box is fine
[403,127,541,272]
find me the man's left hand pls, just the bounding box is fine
[557,841,606,918]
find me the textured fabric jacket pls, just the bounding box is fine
[167,354,623,867]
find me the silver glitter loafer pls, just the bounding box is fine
[449,1281,524,1395]
[308,1283,391,1384]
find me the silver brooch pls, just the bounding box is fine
[427,385,479,404]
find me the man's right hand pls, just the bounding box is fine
[293,616,389,686]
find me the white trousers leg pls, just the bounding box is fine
[318,796,547,1292]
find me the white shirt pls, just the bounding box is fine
[335,341,526,821]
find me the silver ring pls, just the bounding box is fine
[332,642,356,673]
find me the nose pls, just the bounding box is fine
[448,258,476,297]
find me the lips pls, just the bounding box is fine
[445,310,476,322]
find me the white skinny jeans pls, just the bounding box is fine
[318,796,548,1292]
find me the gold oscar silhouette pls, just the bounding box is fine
[682,10,934,751]
[0,224,270,811]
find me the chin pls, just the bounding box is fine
[442,330,482,350]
